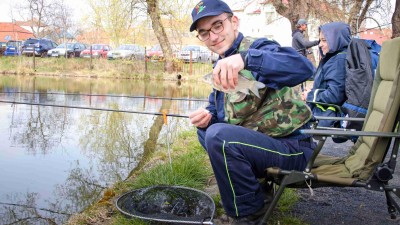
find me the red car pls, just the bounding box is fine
[80,44,111,58]
[146,45,163,61]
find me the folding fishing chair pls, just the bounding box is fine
[260,37,400,224]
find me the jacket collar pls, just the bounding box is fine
[223,32,244,58]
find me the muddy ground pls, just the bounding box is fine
[210,138,400,225]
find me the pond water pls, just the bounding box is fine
[0,75,211,224]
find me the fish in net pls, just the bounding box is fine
[116,185,215,224]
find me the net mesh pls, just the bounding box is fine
[116,185,215,224]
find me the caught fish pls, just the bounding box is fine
[203,72,266,98]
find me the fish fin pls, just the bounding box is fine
[255,81,266,89]
[249,86,261,98]
[240,89,250,95]
[249,82,265,98]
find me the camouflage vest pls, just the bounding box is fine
[224,37,312,137]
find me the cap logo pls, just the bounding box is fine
[195,2,206,14]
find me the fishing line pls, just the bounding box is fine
[0,91,208,102]
[0,99,190,118]
[162,110,173,173]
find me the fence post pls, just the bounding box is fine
[90,45,93,70]
[189,50,193,76]
[145,47,148,73]
[33,50,36,72]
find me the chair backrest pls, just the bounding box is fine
[345,37,400,180]
[313,37,400,180]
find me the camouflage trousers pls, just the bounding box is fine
[197,123,315,218]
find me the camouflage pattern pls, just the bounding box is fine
[224,37,312,137]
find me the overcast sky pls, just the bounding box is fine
[0,0,88,22]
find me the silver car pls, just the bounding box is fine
[177,45,216,63]
[107,44,145,60]
[47,43,87,58]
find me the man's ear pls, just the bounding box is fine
[232,15,239,30]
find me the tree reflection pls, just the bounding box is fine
[10,95,70,155]
[55,162,105,213]
[0,192,71,225]
[78,103,147,183]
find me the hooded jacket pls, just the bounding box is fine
[306,22,351,126]
[204,32,314,137]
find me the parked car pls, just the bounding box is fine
[4,40,23,56]
[146,44,163,61]
[80,44,111,58]
[177,45,215,63]
[47,43,87,58]
[21,38,58,57]
[107,44,145,60]
[0,42,7,56]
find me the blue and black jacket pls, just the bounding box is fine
[306,22,351,113]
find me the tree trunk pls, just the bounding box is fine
[392,0,400,38]
[269,0,311,31]
[146,0,174,73]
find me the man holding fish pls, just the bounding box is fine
[188,0,315,224]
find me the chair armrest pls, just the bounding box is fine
[300,129,400,138]
[314,116,365,122]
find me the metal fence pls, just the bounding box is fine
[0,54,215,77]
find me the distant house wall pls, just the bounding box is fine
[359,28,392,45]
[231,0,292,46]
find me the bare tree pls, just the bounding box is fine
[16,0,54,38]
[269,0,391,34]
[86,0,143,46]
[393,0,400,38]
[47,0,73,44]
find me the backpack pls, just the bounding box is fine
[341,38,381,131]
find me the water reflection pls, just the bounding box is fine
[0,76,210,224]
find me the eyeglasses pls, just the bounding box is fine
[196,16,231,42]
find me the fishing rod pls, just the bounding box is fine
[0,100,190,118]
[0,91,208,102]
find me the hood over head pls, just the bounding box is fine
[319,22,351,55]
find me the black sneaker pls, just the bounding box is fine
[231,203,269,225]
[261,180,275,204]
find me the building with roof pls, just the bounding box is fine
[0,22,34,42]
[227,0,292,46]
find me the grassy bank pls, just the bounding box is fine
[0,56,212,81]
[66,128,306,225]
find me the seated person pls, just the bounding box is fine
[301,22,351,128]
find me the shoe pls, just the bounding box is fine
[231,203,269,225]
[261,180,275,204]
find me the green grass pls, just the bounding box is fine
[0,56,213,79]
[67,129,307,225]
[112,214,150,225]
[127,150,212,190]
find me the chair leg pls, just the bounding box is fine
[259,171,308,225]
[386,190,400,220]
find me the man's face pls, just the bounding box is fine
[196,13,239,56]
[301,24,307,31]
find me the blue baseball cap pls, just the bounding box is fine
[190,0,233,32]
